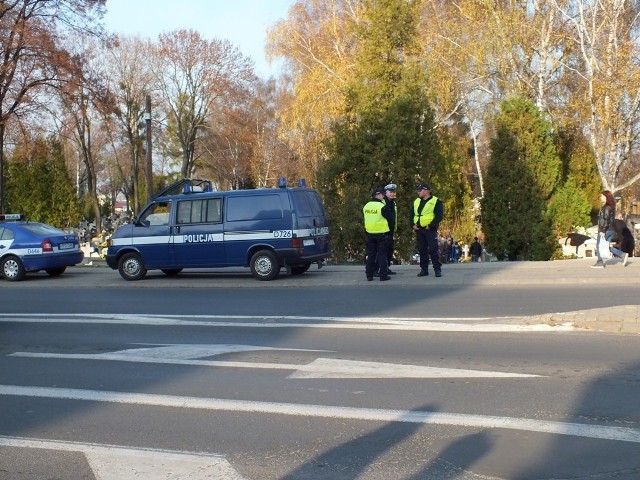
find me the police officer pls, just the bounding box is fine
[411,183,443,277]
[363,188,392,281]
[383,183,398,274]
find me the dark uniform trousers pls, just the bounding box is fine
[416,228,441,272]
[366,233,389,278]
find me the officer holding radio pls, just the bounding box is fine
[363,188,393,281]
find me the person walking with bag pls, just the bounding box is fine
[411,183,444,277]
[592,190,616,268]
[363,188,393,281]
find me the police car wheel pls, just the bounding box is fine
[118,252,147,281]
[250,250,280,281]
[2,255,26,281]
[46,267,66,276]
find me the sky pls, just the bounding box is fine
[102,0,294,78]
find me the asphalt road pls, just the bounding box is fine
[2,262,640,318]
[1,262,639,479]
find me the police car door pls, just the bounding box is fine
[135,201,175,268]
[0,226,14,257]
[173,197,225,267]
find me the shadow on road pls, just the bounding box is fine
[406,431,493,479]
[281,404,440,480]
[513,360,640,479]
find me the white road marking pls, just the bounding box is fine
[11,344,542,379]
[287,358,541,379]
[0,313,576,332]
[1,385,638,443]
[0,435,246,480]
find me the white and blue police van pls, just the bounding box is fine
[106,179,331,281]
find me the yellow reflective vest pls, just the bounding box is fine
[363,200,390,234]
[413,196,439,228]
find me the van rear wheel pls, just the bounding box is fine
[250,250,280,281]
[118,252,147,281]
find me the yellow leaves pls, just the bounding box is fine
[266,0,362,171]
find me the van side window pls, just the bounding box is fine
[140,202,172,226]
[226,195,283,222]
[177,198,222,224]
[291,190,325,217]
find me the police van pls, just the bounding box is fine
[105,179,330,281]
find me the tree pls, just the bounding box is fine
[482,98,560,260]
[0,0,105,212]
[551,125,602,232]
[551,0,640,193]
[266,0,362,182]
[319,0,451,261]
[419,0,573,199]
[200,78,300,189]
[6,136,80,227]
[153,29,255,178]
[103,35,156,215]
[56,39,113,232]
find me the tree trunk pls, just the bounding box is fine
[0,122,4,214]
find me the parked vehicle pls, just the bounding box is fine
[0,214,83,281]
[106,179,331,281]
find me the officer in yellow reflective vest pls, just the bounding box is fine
[410,183,444,277]
[363,188,393,281]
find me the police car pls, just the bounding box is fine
[106,179,331,281]
[0,214,84,281]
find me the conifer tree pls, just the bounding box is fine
[482,98,560,260]
[6,137,81,228]
[318,0,455,262]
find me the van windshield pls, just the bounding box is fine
[139,201,172,226]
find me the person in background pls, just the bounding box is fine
[452,241,462,262]
[383,183,398,274]
[592,190,616,268]
[363,188,393,281]
[443,237,453,263]
[607,213,634,267]
[470,237,483,262]
[410,183,444,277]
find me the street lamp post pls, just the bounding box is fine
[145,95,153,203]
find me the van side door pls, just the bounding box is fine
[173,197,225,267]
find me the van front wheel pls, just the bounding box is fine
[118,252,147,281]
[250,250,280,281]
